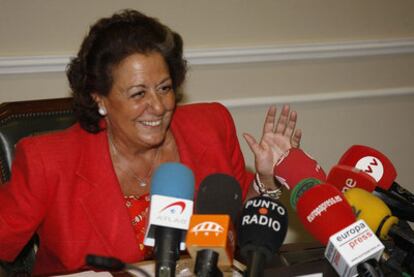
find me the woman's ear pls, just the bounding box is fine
[92,93,107,116]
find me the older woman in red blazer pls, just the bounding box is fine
[0,10,301,275]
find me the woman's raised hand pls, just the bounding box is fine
[243,104,302,177]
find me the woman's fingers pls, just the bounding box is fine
[274,104,290,134]
[262,105,277,137]
[248,104,301,154]
[284,110,297,138]
[291,129,302,148]
[243,133,260,154]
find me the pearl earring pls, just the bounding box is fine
[98,107,107,116]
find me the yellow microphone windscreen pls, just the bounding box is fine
[344,188,398,239]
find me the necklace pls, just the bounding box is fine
[108,133,161,188]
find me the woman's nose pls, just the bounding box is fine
[147,91,164,114]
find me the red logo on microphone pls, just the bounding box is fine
[259,207,268,215]
[355,156,384,182]
[160,201,186,214]
[365,158,378,173]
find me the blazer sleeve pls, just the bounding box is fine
[215,103,254,199]
[0,138,49,261]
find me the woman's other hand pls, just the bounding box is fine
[243,104,302,177]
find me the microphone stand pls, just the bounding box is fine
[154,227,181,277]
[357,259,384,277]
[245,250,266,277]
[194,249,223,277]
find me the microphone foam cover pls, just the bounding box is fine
[151,162,195,200]
[290,178,322,210]
[273,148,326,190]
[327,165,377,193]
[344,188,398,240]
[195,173,242,224]
[238,196,288,262]
[338,145,397,190]
[296,184,356,245]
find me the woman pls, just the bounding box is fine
[0,9,301,275]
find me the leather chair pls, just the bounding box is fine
[0,97,76,275]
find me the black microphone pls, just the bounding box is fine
[186,173,243,276]
[238,196,288,277]
[373,187,414,222]
[195,173,242,224]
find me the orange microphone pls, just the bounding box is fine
[186,214,235,273]
[186,174,242,276]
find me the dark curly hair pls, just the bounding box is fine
[67,9,187,133]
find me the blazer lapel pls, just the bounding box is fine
[171,106,209,188]
[75,128,139,260]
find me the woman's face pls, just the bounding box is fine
[95,52,176,150]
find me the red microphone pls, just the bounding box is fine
[295,183,356,245]
[327,165,377,193]
[295,184,385,277]
[338,145,396,190]
[338,145,414,222]
[273,148,326,190]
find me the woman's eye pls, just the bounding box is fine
[130,90,145,98]
[159,85,172,94]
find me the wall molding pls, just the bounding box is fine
[186,38,414,65]
[1,38,414,75]
[210,86,414,108]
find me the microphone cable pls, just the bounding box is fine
[85,254,151,277]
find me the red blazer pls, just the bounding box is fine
[0,102,253,275]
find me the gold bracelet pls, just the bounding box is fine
[253,173,282,199]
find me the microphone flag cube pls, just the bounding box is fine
[325,219,385,277]
[144,194,193,250]
[185,214,235,271]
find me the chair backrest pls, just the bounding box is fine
[0,97,76,184]
[0,97,76,275]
